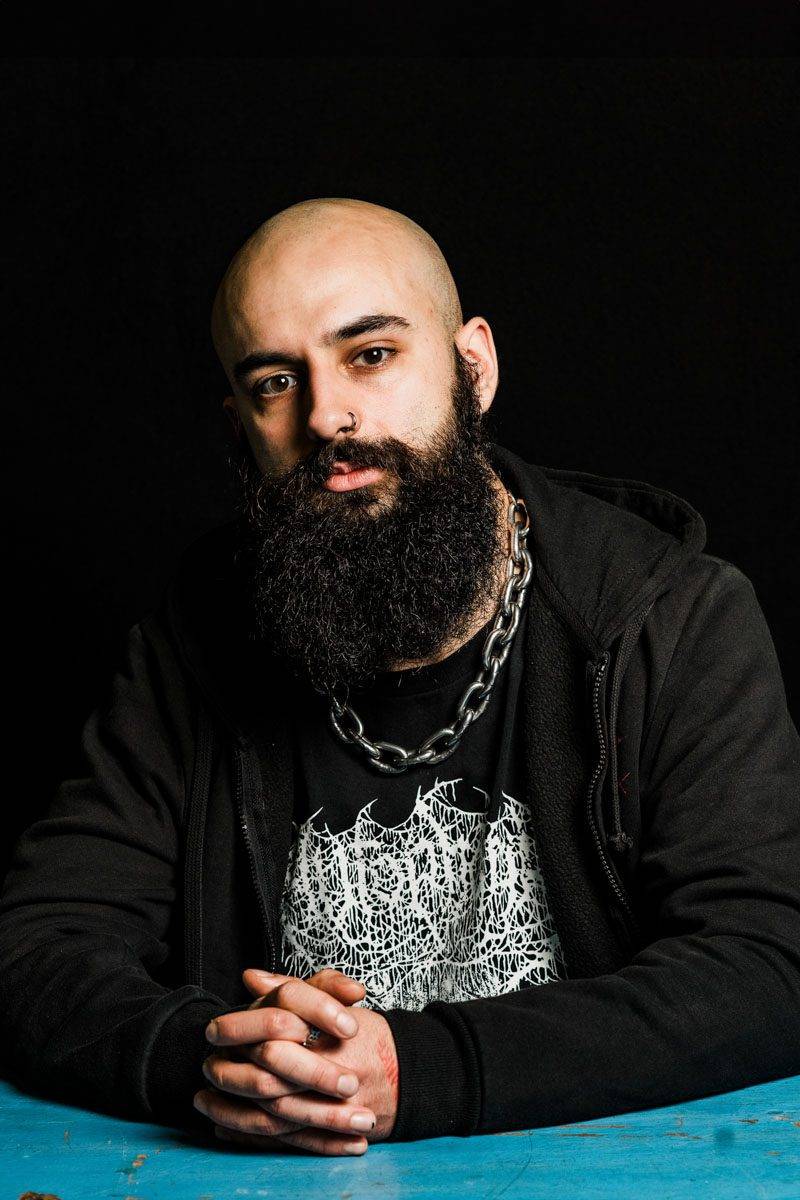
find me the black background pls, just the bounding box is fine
[2,56,798,874]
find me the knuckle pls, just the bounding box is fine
[311,1061,334,1092]
[267,1094,287,1118]
[267,1113,298,1132]
[203,1055,224,1086]
[263,1104,301,1135]
[266,1008,292,1037]
[276,979,302,1008]
[232,1106,273,1136]
[247,1112,274,1136]
[250,1042,268,1067]
[257,1041,279,1071]
[253,1070,279,1098]
[259,1111,289,1135]
[320,1106,342,1131]
[246,1049,264,1075]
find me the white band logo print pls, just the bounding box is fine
[279,777,567,1012]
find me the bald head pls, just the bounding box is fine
[210,197,463,378]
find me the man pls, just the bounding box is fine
[1,197,799,1159]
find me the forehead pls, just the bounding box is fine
[223,228,436,359]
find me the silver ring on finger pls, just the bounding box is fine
[301,1023,323,1049]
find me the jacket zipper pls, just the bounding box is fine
[607,601,655,852]
[184,706,214,987]
[586,653,640,938]
[234,744,278,973]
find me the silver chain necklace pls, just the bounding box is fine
[313,493,533,775]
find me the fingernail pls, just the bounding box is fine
[350,1112,375,1131]
[252,969,281,979]
[205,1020,219,1042]
[343,1138,368,1154]
[193,1094,207,1113]
[336,1012,358,1036]
[338,1073,359,1096]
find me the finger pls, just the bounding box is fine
[268,977,362,1038]
[238,1002,338,1055]
[308,966,366,994]
[214,1126,295,1153]
[241,970,291,1000]
[193,1088,304,1137]
[242,967,367,1003]
[248,1039,361,1099]
[209,980,360,1045]
[245,994,338,1043]
[262,1090,376,1137]
[215,1125,368,1156]
[276,1127,369,1156]
[216,1004,311,1043]
[202,1053,307,1101]
[214,1123,296,1152]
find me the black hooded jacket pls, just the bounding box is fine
[1,443,799,1142]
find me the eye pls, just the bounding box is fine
[254,372,298,398]
[252,347,396,399]
[352,346,396,368]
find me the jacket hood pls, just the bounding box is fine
[161,442,707,743]
[489,444,707,650]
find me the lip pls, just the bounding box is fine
[323,462,385,492]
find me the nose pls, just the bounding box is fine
[304,372,360,444]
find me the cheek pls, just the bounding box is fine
[243,430,278,474]
[243,413,307,475]
[377,381,449,447]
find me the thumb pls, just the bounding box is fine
[308,967,367,1002]
[242,966,366,1003]
[242,968,292,1000]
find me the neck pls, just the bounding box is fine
[383,471,512,673]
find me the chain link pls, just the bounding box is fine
[316,493,533,774]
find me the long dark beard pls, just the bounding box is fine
[231,344,508,695]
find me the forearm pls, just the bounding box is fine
[382,930,800,1141]
[0,923,231,1128]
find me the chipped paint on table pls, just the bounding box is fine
[1,1074,799,1199]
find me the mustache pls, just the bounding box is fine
[270,436,413,492]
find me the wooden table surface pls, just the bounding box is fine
[2,1073,799,1199]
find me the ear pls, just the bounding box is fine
[455,316,499,413]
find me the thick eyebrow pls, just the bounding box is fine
[232,313,413,384]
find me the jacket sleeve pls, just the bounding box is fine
[380,559,800,1140]
[0,613,234,1132]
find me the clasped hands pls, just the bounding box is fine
[193,966,399,1156]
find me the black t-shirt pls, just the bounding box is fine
[279,590,568,1011]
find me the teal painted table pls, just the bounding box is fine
[2,1075,799,1199]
